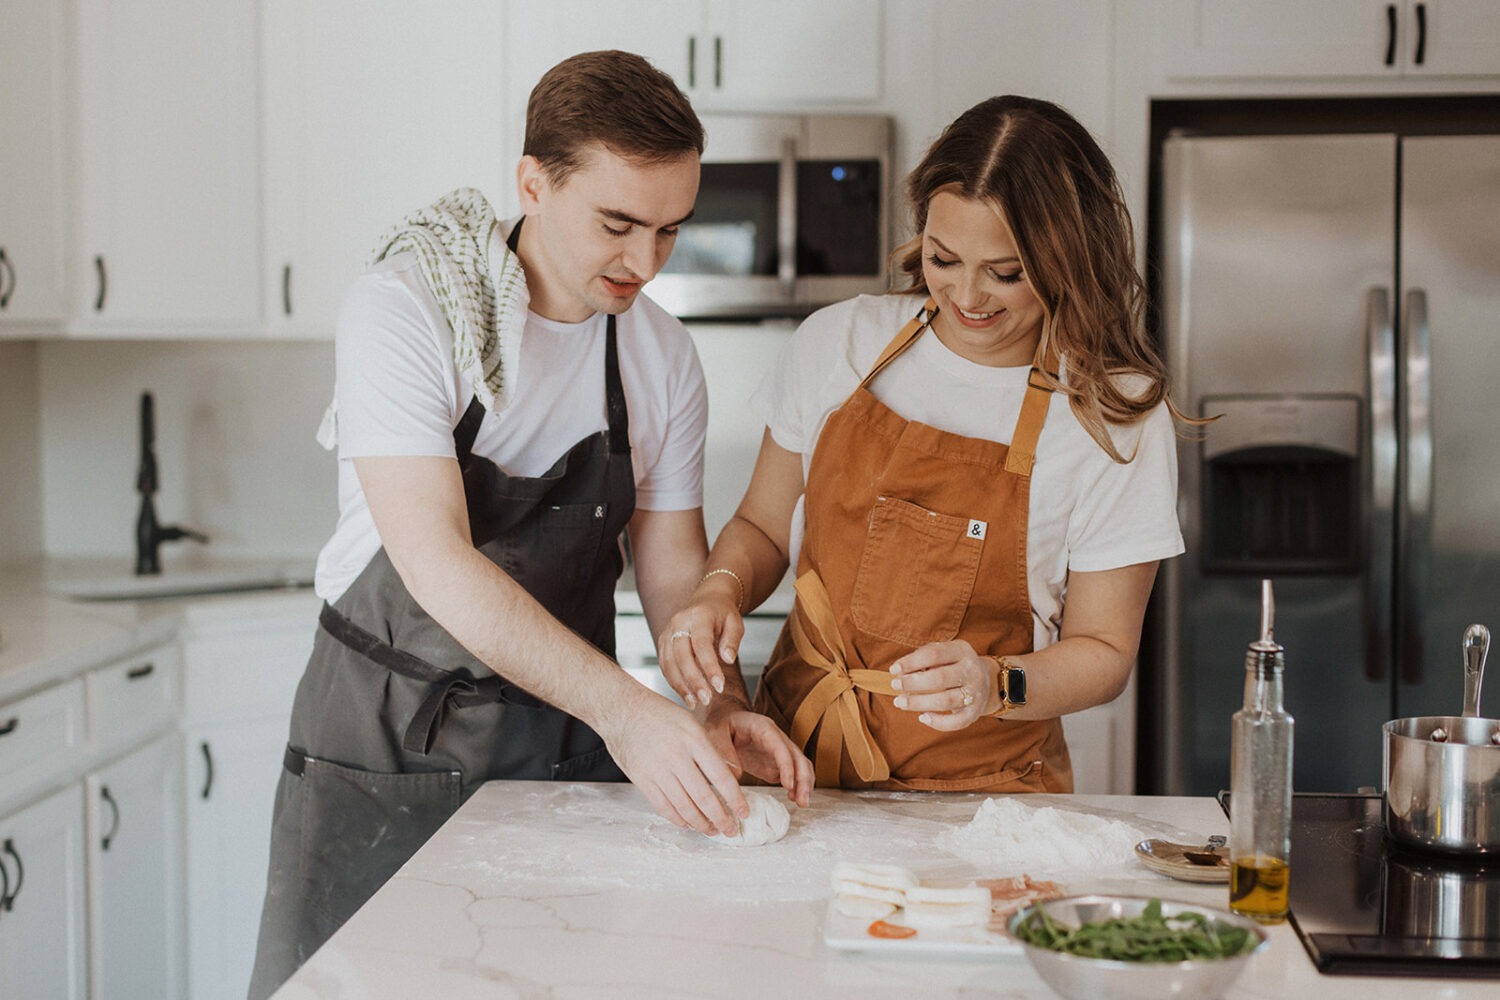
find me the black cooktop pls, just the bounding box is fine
[1221,792,1500,978]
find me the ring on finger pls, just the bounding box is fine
[669,629,692,641]
[960,686,974,707]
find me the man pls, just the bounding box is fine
[249,50,812,999]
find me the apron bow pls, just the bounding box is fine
[787,570,897,784]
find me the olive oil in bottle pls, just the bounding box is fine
[1228,579,1294,924]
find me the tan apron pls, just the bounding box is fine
[753,300,1073,793]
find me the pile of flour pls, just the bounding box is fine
[935,797,1149,878]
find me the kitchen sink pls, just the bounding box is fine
[50,566,315,602]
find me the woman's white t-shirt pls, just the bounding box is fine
[751,293,1184,651]
[315,252,708,602]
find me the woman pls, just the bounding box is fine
[666,96,1185,793]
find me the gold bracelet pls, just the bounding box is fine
[700,567,745,612]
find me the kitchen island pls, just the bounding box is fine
[270,782,1494,999]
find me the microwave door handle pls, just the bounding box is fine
[777,137,797,297]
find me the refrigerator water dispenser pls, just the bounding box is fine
[1200,395,1361,575]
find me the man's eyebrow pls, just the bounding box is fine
[600,207,696,229]
[929,234,1019,266]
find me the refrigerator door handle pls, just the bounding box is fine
[1366,288,1397,683]
[1399,289,1434,685]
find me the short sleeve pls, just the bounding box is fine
[333,264,462,460]
[633,340,708,511]
[1064,402,1185,572]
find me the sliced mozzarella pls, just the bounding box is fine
[901,884,992,928]
[832,894,900,919]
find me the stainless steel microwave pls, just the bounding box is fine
[650,113,894,320]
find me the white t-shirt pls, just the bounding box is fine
[751,293,1184,651]
[314,252,708,602]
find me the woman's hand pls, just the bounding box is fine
[888,640,999,730]
[657,589,744,709]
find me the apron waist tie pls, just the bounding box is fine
[318,603,506,755]
[786,571,896,785]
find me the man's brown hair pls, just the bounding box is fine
[525,50,704,183]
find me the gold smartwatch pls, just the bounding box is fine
[989,655,1027,715]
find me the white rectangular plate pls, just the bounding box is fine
[823,903,1023,956]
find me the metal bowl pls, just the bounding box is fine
[1007,895,1269,1000]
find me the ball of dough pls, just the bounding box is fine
[713,789,791,847]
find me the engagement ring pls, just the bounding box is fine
[960,687,974,707]
[669,629,692,641]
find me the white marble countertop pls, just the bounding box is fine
[272,782,1496,999]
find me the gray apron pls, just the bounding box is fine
[248,256,634,997]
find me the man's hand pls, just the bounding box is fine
[597,684,755,837]
[704,700,814,808]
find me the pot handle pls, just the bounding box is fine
[1462,624,1489,718]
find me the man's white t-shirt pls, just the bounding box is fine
[315,252,708,602]
[751,293,1184,651]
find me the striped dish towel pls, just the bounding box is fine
[318,188,528,448]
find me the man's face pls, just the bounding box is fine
[517,143,700,323]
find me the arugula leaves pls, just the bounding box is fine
[1013,898,1257,963]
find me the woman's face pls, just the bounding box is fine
[921,191,1045,368]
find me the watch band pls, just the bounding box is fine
[987,655,1027,715]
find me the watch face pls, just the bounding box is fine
[1007,667,1027,706]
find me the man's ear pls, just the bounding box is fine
[516,155,548,213]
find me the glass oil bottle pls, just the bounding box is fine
[1228,579,1294,924]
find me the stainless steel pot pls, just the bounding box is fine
[1383,624,1500,856]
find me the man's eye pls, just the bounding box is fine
[603,224,630,237]
[660,227,680,238]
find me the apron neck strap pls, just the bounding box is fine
[858,299,935,389]
[1004,367,1054,476]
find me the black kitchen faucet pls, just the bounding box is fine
[135,391,208,575]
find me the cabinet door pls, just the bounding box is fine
[181,718,292,1000]
[262,0,510,338]
[86,736,183,1000]
[1406,0,1500,76]
[0,785,87,1000]
[73,0,259,332]
[0,0,66,329]
[706,0,883,104]
[1160,0,1404,79]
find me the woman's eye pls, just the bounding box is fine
[926,253,957,269]
[991,270,1024,285]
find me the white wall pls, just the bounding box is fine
[36,340,337,563]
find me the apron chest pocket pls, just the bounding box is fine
[851,496,984,647]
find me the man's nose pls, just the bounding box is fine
[622,231,661,280]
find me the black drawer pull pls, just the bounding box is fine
[94,255,107,312]
[0,246,14,309]
[201,740,214,799]
[2,839,22,910]
[1385,4,1398,66]
[1414,2,1427,65]
[126,663,155,680]
[0,717,17,737]
[282,263,293,316]
[100,786,121,851]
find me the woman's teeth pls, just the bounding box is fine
[958,307,994,320]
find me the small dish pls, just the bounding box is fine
[1135,838,1230,883]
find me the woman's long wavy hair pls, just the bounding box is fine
[893,96,1188,461]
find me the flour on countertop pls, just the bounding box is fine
[935,797,1149,878]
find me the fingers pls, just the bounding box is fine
[889,642,991,730]
[657,610,742,709]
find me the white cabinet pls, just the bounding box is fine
[71,0,260,334]
[504,1,883,122]
[260,0,510,339]
[180,602,316,1000]
[85,735,183,1000]
[0,0,67,331]
[0,785,88,1000]
[1161,0,1500,79]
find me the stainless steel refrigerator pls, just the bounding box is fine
[1153,130,1500,795]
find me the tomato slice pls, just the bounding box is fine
[868,919,918,939]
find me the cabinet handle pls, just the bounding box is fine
[0,844,9,908]
[282,263,293,316]
[100,786,121,851]
[687,35,697,88]
[0,716,17,737]
[713,35,723,89]
[1385,4,1398,66]
[0,246,14,309]
[1414,2,1427,65]
[201,740,214,799]
[94,254,107,312]
[2,839,21,911]
[126,662,155,680]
